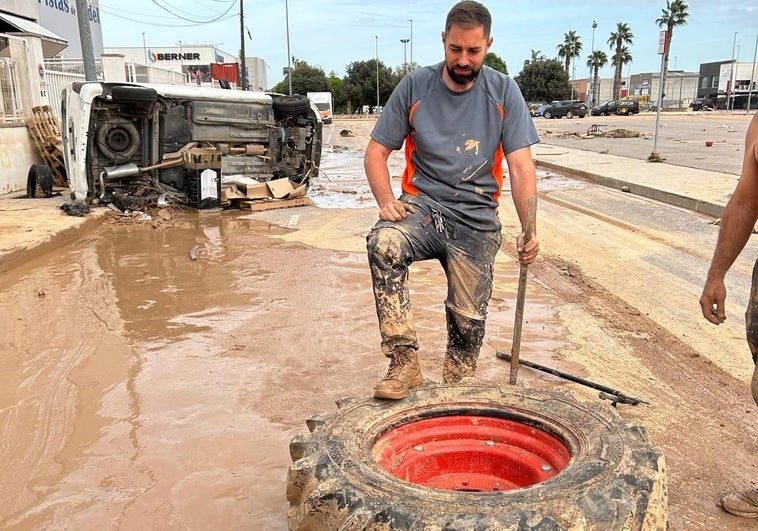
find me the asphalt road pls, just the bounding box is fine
[531,110,753,176]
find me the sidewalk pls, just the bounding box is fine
[533,143,737,218]
[0,146,740,274]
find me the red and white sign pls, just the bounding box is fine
[658,31,668,55]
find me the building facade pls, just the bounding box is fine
[629,70,699,109]
[697,60,757,110]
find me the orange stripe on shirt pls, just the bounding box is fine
[402,101,421,195]
[491,141,504,203]
[491,103,505,203]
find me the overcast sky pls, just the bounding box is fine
[100,0,757,87]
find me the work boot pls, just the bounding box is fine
[373,348,423,400]
[722,488,758,518]
[442,356,476,383]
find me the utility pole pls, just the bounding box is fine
[375,36,379,112]
[75,0,97,80]
[240,0,247,90]
[286,0,292,95]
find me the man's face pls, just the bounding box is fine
[442,24,493,87]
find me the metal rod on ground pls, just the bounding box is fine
[509,195,536,385]
[496,351,650,406]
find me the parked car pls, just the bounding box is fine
[590,99,640,116]
[60,82,323,209]
[542,100,588,119]
[532,104,549,118]
[527,101,546,116]
[690,98,717,111]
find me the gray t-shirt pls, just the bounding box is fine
[371,62,539,230]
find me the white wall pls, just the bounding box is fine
[0,124,41,194]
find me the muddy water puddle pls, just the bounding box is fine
[309,142,583,210]
[1,194,572,528]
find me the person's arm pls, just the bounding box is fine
[505,145,539,264]
[700,114,758,324]
[364,138,415,221]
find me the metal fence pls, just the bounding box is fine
[45,69,86,124]
[0,57,23,123]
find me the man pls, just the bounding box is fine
[699,112,758,518]
[364,1,539,400]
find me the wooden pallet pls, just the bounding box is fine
[26,105,67,187]
[239,197,312,212]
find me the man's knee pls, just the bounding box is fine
[367,227,412,265]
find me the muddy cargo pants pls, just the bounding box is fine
[366,196,501,381]
[745,259,758,407]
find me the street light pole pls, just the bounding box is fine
[286,0,292,95]
[590,20,597,106]
[409,19,413,69]
[375,36,380,112]
[730,32,738,110]
[400,38,409,74]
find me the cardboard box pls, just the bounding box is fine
[245,178,308,200]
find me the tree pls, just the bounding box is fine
[557,31,583,76]
[608,23,634,100]
[483,52,507,75]
[328,72,346,114]
[523,50,546,69]
[586,50,608,107]
[656,0,689,98]
[343,59,395,112]
[514,59,570,102]
[272,58,329,95]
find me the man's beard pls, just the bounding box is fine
[446,63,480,85]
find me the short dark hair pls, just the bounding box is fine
[445,1,492,38]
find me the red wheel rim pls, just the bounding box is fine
[372,415,571,492]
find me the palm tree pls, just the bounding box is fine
[656,0,689,98]
[608,23,634,100]
[557,31,583,75]
[586,50,608,107]
[530,49,546,62]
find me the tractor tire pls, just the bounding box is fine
[286,383,666,530]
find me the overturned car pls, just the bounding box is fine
[60,82,322,209]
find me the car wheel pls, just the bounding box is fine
[110,85,158,105]
[566,110,574,118]
[26,163,53,198]
[287,383,667,530]
[96,118,141,162]
[579,114,586,118]
[273,94,311,120]
[543,111,552,119]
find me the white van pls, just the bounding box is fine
[61,82,322,208]
[306,92,333,124]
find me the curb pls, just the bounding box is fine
[534,158,725,219]
[0,211,107,276]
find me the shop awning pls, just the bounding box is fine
[0,11,67,57]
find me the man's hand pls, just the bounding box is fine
[517,232,539,265]
[379,200,416,221]
[699,280,727,325]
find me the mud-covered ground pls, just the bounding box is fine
[0,114,756,530]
